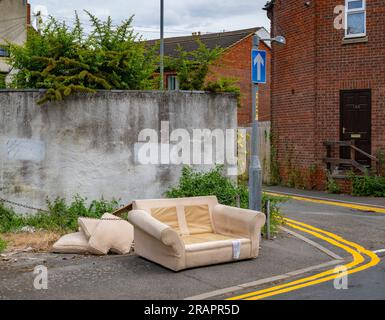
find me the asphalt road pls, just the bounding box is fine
[274,196,385,300]
[221,194,385,300]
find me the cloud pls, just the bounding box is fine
[29,0,270,39]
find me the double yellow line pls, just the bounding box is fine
[228,218,380,300]
[265,191,385,214]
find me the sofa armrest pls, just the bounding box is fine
[128,210,183,250]
[212,204,266,239]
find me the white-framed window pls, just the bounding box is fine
[345,0,366,38]
[167,75,179,91]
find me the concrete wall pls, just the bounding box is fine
[0,90,237,212]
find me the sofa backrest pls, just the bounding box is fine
[132,196,219,235]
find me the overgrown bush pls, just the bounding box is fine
[164,40,241,98]
[0,195,120,233]
[165,39,223,91]
[204,78,241,106]
[349,172,385,197]
[326,174,341,194]
[166,165,286,235]
[0,72,6,89]
[9,11,158,104]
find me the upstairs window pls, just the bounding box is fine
[345,0,366,38]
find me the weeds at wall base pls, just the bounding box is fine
[0,196,120,234]
[0,237,7,253]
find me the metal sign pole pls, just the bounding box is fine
[249,83,262,211]
[249,35,263,212]
[160,0,164,90]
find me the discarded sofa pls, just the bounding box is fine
[52,213,134,255]
[128,196,266,271]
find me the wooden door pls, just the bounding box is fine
[340,90,371,166]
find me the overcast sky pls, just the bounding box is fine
[29,0,270,39]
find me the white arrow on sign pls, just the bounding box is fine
[254,53,264,81]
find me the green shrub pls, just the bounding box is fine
[0,72,6,89]
[9,12,158,104]
[0,237,7,253]
[0,196,120,233]
[349,172,385,197]
[204,78,241,106]
[326,174,341,194]
[166,165,246,207]
[166,165,286,235]
[165,39,223,91]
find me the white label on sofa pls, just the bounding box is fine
[232,240,241,260]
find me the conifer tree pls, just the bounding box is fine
[9,11,158,104]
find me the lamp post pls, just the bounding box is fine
[249,35,286,212]
[160,0,164,90]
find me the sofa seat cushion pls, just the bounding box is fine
[182,233,250,252]
[182,233,231,244]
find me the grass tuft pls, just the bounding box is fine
[0,237,6,253]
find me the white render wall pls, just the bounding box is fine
[0,90,237,213]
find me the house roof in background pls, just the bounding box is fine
[146,27,265,57]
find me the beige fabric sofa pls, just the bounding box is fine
[128,196,266,271]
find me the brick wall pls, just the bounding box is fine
[268,0,385,189]
[269,0,318,188]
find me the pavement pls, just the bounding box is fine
[1,187,384,300]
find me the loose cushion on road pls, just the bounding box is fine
[88,213,134,255]
[78,217,100,239]
[52,232,94,254]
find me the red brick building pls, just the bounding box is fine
[149,28,272,126]
[265,0,385,190]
